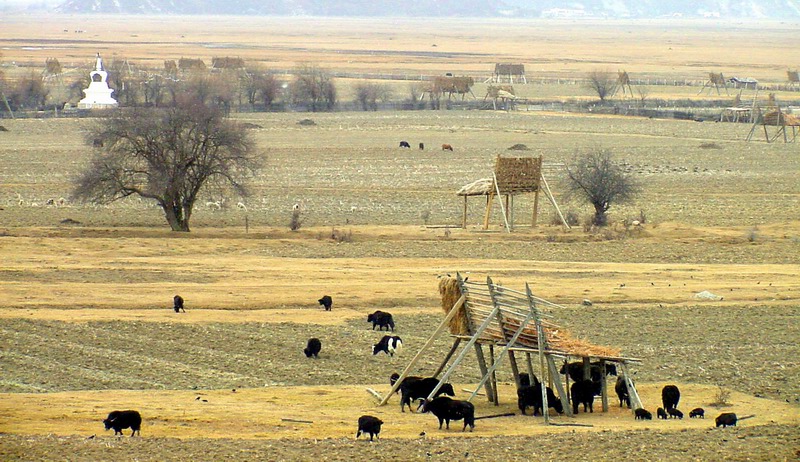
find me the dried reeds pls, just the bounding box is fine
[438,276,469,335]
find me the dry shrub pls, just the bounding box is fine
[439,276,468,335]
[699,142,722,149]
[553,210,580,227]
[710,385,732,407]
[297,119,316,126]
[289,209,303,231]
[329,227,352,243]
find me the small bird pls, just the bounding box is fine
[419,431,426,437]
[196,396,201,400]
[232,388,237,393]
[202,399,208,402]
[87,434,96,440]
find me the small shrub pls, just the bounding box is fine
[443,226,452,240]
[747,226,758,242]
[551,210,580,227]
[297,119,316,126]
[330,227,352,243]
[420,210,431,225]
[637,209,647,224]
[289,208,303,231]
[699,142,722,149]
[710,385,732,407]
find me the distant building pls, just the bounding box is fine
[77,54,118,109]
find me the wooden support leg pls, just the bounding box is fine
[489,344,499,405]
[474,344,495,403]
[507,350,521,389]
[462,196,467,229]
[600,359,609,412]
[547,355,572,417]
[432,338,461,379]
[526,352,535,383]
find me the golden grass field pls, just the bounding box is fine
[1,15,799,461]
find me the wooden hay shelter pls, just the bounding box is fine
[488,64,527,84]
[483,85,516,110]
[747,104,799,143]
[698,72,729,96]
[611,70,634,98]
[456,155,569,231]
[382,274,642,423]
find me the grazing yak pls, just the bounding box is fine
[517,379,564,416]
[657,407,669,420]
[441,144,454,151]
[668,408,684,419]
[419,142,424,150]
[103,410,141,436]
[356,415,383,441]
[399,377,455,412]
[615,375,631,408]
[715,412,738,428]
[367,311,395,331]
[662,385,681,411]
[318,295,333,311]
[390,372,422,394]
[571,379,602,414]
[304,338,322,358]
[173,295,185,313]
[399,141,411,148]
[418,396,475,432]
[689,408,705,419]
[373,335,402,357]
[634,408,653,420]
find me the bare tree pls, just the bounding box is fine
[256,73,281,110]
[8,73,49,110]
[565,148,640,227]
[585,69,617,102]
[73,104,261,232]
[290,64,336,111]
[354,81,392,111]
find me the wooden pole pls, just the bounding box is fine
[462,196,467,229]
[619,362,643,413]
[483,190,494,230]
[379,294,465,405]
[489,344,499,405]
[547,356,572,417]
[493,173,511,233]
[474,343,495,403]
[432,338,461,379]
[600,359,609,412]
[526,352,535,383]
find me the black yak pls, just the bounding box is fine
[304,338,322,358]
[103,410,141,436]
[356,415,383,441]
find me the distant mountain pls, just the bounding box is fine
[53,0,800,19]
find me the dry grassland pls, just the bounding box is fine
[0,15,799,461]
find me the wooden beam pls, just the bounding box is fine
[432,338,461,379]
[600,359,609,412]
[473,343,495,403]
[379,293,466,405]
[462,195,467,229]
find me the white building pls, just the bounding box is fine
[77,54,118,109]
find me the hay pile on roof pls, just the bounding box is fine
[438,276,469,335]
[457,178,493,196]
[438,275,622,358]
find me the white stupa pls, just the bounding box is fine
[77,54,118,109]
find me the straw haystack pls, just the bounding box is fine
[457,178,493,197]
[439,275,621,358]
[438,276,469,335]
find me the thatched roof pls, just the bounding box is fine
[439,275,624,360]
[457,178,493,196]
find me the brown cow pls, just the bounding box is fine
[441,144,454,151]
